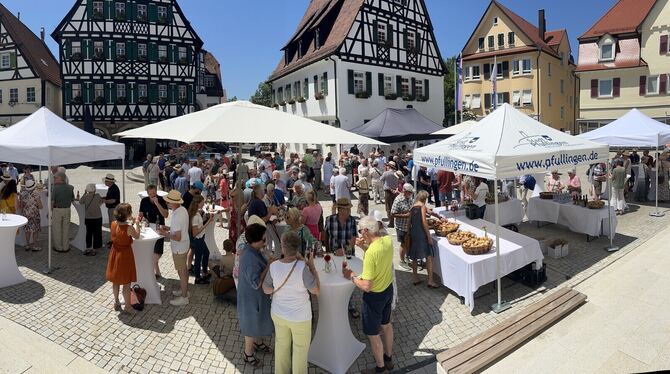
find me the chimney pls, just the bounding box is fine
[17,11,20,20]
[40,27,45,41]
[538,9,546,41]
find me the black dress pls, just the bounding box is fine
[408,206,434,260]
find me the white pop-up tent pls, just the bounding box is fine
[577,108,670,217]
[415,103,610,312]
[431,120,478,136]
[0,107,125,272]
[115,100,386,145]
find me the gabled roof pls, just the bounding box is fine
[492,1,561,58]
[0,3,61,86]
[269,0,364,81]
[578,0,657,41]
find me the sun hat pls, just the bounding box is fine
[24,179,36,191]
[387,161,397,169]
[395,170,404,179]
[104,173,115,182]
[246,215,266,228]
[622,150,630,156]
[193,181,205,191]
[336,197,353,209]
[370,209,384,223]
[550,169,562,175]
[403,183,415,193]
[1,172,11,181]
[165,190,184,204]
[85,183,96,193]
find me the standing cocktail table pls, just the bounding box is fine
[0,214,28,288]
[131,226,162,304]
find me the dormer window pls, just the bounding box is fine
[284,50,289,66]
[298,40,303,59]
[600,43,614,61]
[493,17,498,26]
[315,29,321,50]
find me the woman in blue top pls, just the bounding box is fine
[237,223,274,367]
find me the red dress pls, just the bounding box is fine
[219,177,230,209]
[106,221,137,285]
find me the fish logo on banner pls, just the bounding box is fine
[514,131,571,149]
[447,132,481,151]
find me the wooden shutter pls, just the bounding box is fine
[313,75,319,95]
[111,83,117,103]
[590,79,598,98]
[104,0,111,19]
[396,75,402,96]
[502,61,509,78]
[167,45,173,63]
[64,40,71,58]
[86,83,93,103]
[167,4,174,24]
[373,20,379,44]
[132,84,138,104]
[403,29,408,49]
[415,32,421,52]
[660,35,668,55]
[347,69,354,94]
[9,52,16,68]
[483,63,491,80]
[304,78,309,97]
[87,0,93,17]
[411,77,416,97]
[639,76,647,96]
[660,74,668,94]
[187,85,193,104]
[502,92,510,103]
[148,3,157,22]
[187,47,192,64]
[378,73,385,96]
[65,83,72,103]
[484,93,491,109]
[323,72,328,95]
[365,72,372,96]
[109,41,115,59]
[388,24,394,47]
[424,79,430,100]
[149,84,158,103]
[613,78,621,97]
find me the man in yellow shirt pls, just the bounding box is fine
[343,215,394,373]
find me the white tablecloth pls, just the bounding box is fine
[435,199,525,226]
[0,214,28,288]
[132,227,162,304]
[309,255,364,374]
[432,218,543,312]
[96,184,110,225]
[203,205,225,261]
[527,197,617,238]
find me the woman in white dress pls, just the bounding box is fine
[322,156,334,188]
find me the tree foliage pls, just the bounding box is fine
[250,81,272,107]
[443,56,456,126]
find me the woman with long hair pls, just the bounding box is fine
[105,203,140,313]
[407,191,438,288]
[229,179,246,243]
[218,169,231,227]
[0,179,18,214]
[188,195,215,284]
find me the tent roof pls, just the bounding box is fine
[0,107,124,166]
[577,108,670,148]
[414,104,609,179]
[432,120,478,136]
[115,100,385,145]
[347,108,445,143]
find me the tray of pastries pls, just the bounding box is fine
[462,236,494,255]
[539,192,555,200]
[436,221,460,237]
[447,230,476,245]
[587,200,605,209]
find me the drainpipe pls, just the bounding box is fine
[326,56,341,155]
[574,73,579,134]
[536,46,541,122]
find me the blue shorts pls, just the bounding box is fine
[396,229,407,244]
[362,284,393,336]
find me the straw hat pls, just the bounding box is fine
[395,170,404,179]
[246,215,266,228]
[104,173,115,182]
[335,198,353,209]
[622,150,630,157]
[24,179,36,191]
[387,161,397,169]
[165,190,184,205]
[1,172,11,181]
[403,183,415,193]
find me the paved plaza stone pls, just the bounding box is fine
[1,164,669,373]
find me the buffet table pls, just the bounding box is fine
[308,255,365,374]
[131,226,162,305]
[527,197,617,238]
[434,198,525,227]
[0,214,28,288]
[431,218,543,312]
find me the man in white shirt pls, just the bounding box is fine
[187,162,203,187]
[160,190,191,306]
[333,167,351,202]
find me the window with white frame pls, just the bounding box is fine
[406,29,416,50]
[138,84,147,99]
[493,17,498,26]
[600,43,614,61]
[463,94,472,109]
[508,32,515,46]
[495,62,503,78]
[384,75,393,95]
[72,84,82,99]
[116,42,126,57]
[117,84,126,99]
[137,4,147,20]
[522,59,532,74]
[0,52,10,69]
[560,79,564,94]
[353,71,365,93]
[598,79,613,97]
[157,6,167,20]
[26,87,35,103]
[401,77,410,96]
[138,43,147,59]
[94,84,104,99]
[464,65,471,81]
[377,23,387,44]
[415,80,424,97]
[471,94,481,109]
[204,76,214,87]
[178,47,187,62]
[285,85,291,100]
[9,88,18,103]
[488,35,494,49]
[71,41,81,56]
[512,90,522,106]
[522,90,532,105]
[472,65,480,80]
[647,75,660,95]
[158,85,167,99]
[478,38,484,50]
[158,45,167,59]
[179,85,187,101]
[115,2,126,18]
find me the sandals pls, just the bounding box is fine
[244,351,262,367]
[253,342,273,354]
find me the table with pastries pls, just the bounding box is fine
[430,218,543,312]
[526,196,617,239]
[434,198,525,227]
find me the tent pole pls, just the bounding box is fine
[605,159,619,252]
[492,179,510,313]
[44,166,53,274]
[122,157,126,203]
[650,143,664,217]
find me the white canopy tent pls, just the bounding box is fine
[431,120,478,136]
[415,103,610,312]
[115,100,386,145]
[577,108,670,217]
[0,107,125,272]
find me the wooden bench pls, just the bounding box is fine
[436,288,587,374]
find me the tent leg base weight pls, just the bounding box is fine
[491,301,511,314]
[649,211,665,217]
[606,246,620,252]
[43,266,59,275]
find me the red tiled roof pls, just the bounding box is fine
[269,0,364,81]
[0,3,61,86]
[578,0,657,40]
[493,1,561,59]
[576,37,647,72]
[544,29,565,46]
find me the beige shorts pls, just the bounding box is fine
[172,252,188,272]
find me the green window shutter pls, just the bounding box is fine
[411,78,416,97]
[86,83,93,103]
[365,72,372,96]
[65,40,71,58]
[129,2,136,20]
[85,40,91,59]
[109,41,115,59]
[347,69,354,94]
[403,29,408,49]
[424,79,430,100]
[303,78,308,97]
[149,43,157,61]
[167,4,173,24]
[378,73,384,96]
[167,45,173,63]
[313,75,318,94]
[131,84,138,104]
[9,52,16,68]
[104,0,111,19]
[373,20,378,44]
[149,84,157,102]
[388,24,394,47]
[65,83,72,103]
[187,85,193,104]
[415,32,421,52]
[187,47,192,64]
[111,83,117,102]
[87,0,93,18]
[148,3,157,22]
[323,72,328,95]
[396,75,402,96]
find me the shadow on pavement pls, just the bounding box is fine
[0,280,46,304]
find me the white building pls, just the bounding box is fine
[0,4,62,127]
[268,0,446,152]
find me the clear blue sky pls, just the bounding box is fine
[3,0,615,99]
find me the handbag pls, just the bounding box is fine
[130,284,146,311]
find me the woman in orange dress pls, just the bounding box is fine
[106,203,141,313]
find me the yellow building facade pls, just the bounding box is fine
[461,1,578,132]
[577,0,670,132]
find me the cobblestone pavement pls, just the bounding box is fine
[1,165,668,374]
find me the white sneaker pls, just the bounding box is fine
[170,296,189,306]
[171,290,190,297]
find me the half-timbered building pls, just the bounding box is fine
[196,48,226,109]
[0,4,62,126]
[52,0,206,139]
[269,0,446,137]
